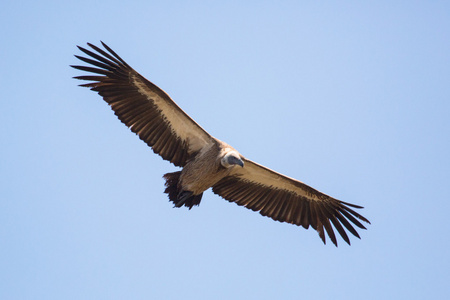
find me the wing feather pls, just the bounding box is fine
[212,158,370,246]
[72,42,213,167]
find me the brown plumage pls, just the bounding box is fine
[72,42,370,246]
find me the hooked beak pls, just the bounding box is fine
[228,156,244,167]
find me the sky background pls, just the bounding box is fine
[1,1,449,299]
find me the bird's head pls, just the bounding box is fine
[221,151,244,168]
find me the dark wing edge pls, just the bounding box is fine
[212,159,370,246]
[71,41,213,167]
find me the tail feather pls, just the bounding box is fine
[163,171,203,209]
[163,171,181,203]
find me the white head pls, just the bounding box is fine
[221,150,244,168]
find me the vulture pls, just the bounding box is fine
[72,42,370,246]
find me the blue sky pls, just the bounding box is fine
[1,1,449,299]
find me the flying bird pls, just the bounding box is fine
[72,42,370,246]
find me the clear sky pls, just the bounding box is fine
[1,1,449,299]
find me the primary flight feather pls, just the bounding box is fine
[72,42,370,246]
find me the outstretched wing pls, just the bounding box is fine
[71,42,213,167]
[212,158,370,246]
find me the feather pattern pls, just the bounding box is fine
[71,42,212,167]
[212,159,370,246]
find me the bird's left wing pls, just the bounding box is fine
[71,42,213,167]
[212,158,370,246]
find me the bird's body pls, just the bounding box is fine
[179,140,236,195]
[72,42,370,246]
[163,140,240,208]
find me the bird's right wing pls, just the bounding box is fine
[71,42,213,167]
[212,158,370,246]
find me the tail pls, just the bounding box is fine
[163,171,203,210]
